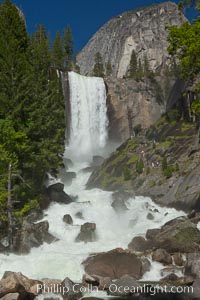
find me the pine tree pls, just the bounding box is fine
[64,25,74,70]
[127,50,138,79]
[93,52,104,77]
[105,61,112,76]
[53,31,64,69]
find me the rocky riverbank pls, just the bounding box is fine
[87,115,200,212]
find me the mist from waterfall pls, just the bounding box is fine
[67,71,108,161]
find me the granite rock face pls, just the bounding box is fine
[106,77,166,141]
[77,2,187,78]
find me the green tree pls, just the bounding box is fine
[136,158,144,174]
[105,61,112,76]
[64,25,74,70]
[93,52,105,77]
[127,50,138,79]
[123,165,131,181]
[53,31,64,69]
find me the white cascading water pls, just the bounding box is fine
[0,72,186,299]
[68,71,108,161]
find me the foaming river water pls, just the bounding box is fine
[0,162,185,281]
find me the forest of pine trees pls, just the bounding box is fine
[0,0,75,232]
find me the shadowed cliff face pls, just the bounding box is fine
[77,2,187,78]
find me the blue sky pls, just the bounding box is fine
[5,0,198,52]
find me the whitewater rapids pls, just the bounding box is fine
[0,162,185,281]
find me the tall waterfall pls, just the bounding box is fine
[68,71,108,161]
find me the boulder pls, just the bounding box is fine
[128,236,150,252]
[107,275,140,296]
[83,274,112,290]
[63,214,73,225]
[13,221,57,254]
[60,172,76,186]
[152,249,172,265]
[146,228,160,240]
[147,212,154,220]
[61,277,82,300]
[0,272,42,299]
[138,217,200,254]
[185,253,200,279]
[92,156,104,167]
[46,182,73,205]
[161,266,181,278]
[111,198,128,213]
[75,223,97,243]
[63,158,73,169]
[83,248,144,280]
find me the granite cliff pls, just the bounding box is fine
[76,2,187,142]
[77,2,187,78]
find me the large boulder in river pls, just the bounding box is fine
[0,272,42,299]
[83,248,144,280]
[59,170,76,186]
[13,221,57,254]
[129,217,200,253]
[75,223,97,243]
[46,182,73,205]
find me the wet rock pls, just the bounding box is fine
[111,198,128,213]
[173,253,184,266]
[62,172,76,186]
[147,213,154,220]
[145,218,200,253]
[112,190,134,202]
[46,182,73,205]
[161,266,181,278]
[13,221,57,254]
[83,248,144,280]
[63,214,73,225]
[161,273,179,282]
[152,249,172,265]
[81,166,96,173]
[75,212,84,219]
[63,158,73,169]
[146,228,160,240]
[83,274,112,290]
[185,253,200,279]
[128,236,150,252]
[141,257,151,274]
[107,275,140,296]
[92,156,104,167]
[75,223,97,243]
[61,277,82,300]
[0,272,42,299]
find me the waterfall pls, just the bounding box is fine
[67,71,108,161]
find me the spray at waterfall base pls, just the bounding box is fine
[37,282,193,296]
